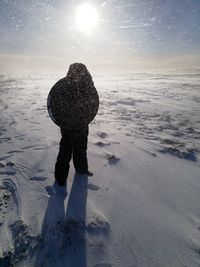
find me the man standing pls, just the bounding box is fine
[47,63,99,186]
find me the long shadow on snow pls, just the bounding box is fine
[64,174,88,267]
[34,186,65,267]
[35,174,88,267]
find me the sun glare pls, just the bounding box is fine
[75,3,98,33]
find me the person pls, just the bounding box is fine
[54,63,96,186]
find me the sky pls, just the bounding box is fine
[0,0,200,73]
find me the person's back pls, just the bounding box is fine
[47,63,99,129]
[53,63,98,186]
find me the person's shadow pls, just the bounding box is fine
[64,174,88,267]
[34,174,88,267]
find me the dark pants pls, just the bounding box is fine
[55,126,89,184]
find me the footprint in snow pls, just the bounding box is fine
[87,183,100,191]
[0,161,16,175]
[6,161,15,167]
[97,132,108,139]
[106,153,120,165]
[95,141,111,147]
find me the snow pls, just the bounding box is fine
[0,71,200,266]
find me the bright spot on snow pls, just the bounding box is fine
[75,3,98,33]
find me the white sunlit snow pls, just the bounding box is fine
[0,71,200,266]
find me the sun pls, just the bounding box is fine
[75,3,98,33]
